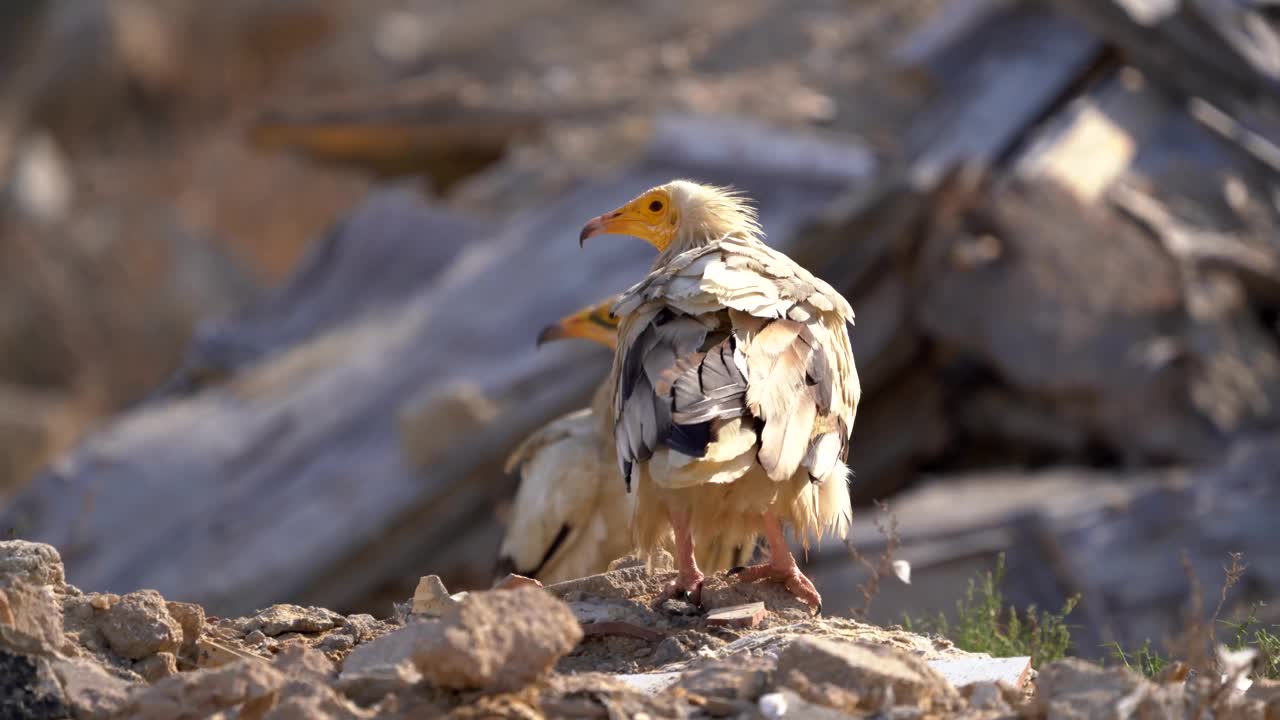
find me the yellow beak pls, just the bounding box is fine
[578,209,670,249]
[535,302,619,350]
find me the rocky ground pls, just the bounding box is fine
[5,539,1280,719]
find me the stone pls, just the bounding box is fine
[263,678,377,720]
[122,658,285,720]
[776,637,960,712]
[962,681,1012,712]
[1030,658,1157,719]
[165,601,205,657]
[340,614,386,644]
[678,655,773,703]
[758,689,859,720]
[97,590,182,660]
[135,651,178,682]
[705,602,767,629]
[412,586,582,692]
[341,621,434,677]
[274,645,335,681]
[0,581,64,655]
[195,637,270,669]
[0,650,70,719]
[246,605,344,637]
[317,633,354,653]
[492,573,543,591]
[0,541,65,589]
[246,630,268,647]
[411,575,458,617]
[51,658,134,719]
[335,662,423,707]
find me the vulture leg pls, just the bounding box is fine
[729,512,822,613]
[653,509,704,608]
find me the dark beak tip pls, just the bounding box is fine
[535,325,558,347]
[578,225,592,247]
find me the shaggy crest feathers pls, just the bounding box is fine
[667,180,762,250]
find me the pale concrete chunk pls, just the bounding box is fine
[928,655,1031,688]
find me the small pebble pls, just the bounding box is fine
[318,633,355,652]
[245,630,267,646]
[89,595,112,611]
[759,692,787,719]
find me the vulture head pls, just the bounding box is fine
[535,295,621,349]
[578,180,761,252]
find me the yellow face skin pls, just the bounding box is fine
[578,187,678,251]
[536,299,620,350]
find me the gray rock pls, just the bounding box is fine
[51,658,134,719]
[0,581,65,655]
[775,637,960,712]
[273,644,335,681]
[340,620,433,677]
[411,586,582,692]
[0,541,64,589]
[134,651,177,682]
[317,633,354,653]
[122,658,284,720]
[1030,658,1167,719]
[97,590,182,660]
[0,650,70,719]
[679,655,773,703]
[340,614,386,644]
[246,604,344,637]
[164,601,204,658]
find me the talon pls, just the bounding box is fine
[728,565,746,575]
[815,602,823,617]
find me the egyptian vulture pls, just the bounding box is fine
[579,180,857,610]
[496,296,748,584]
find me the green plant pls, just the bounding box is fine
[1224,603,1280,679]
[904,553,1079,667]
[1107,639,1171,679]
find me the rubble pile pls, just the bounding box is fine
[6,539,1280,719]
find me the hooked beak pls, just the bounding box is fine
[535,322,565,347]
[578,214,611,247]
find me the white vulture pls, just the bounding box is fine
[578,180,857,611]
[496,296,749,585]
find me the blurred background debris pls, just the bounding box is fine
[2,0,1280,661]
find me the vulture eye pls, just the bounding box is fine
[648,200,664,212]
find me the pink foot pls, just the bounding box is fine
[729,511,823,613]
[653,508,705,609]
[730,562,822,612]
[653,569,704,609]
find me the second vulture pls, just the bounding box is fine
[497,296,749,585]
